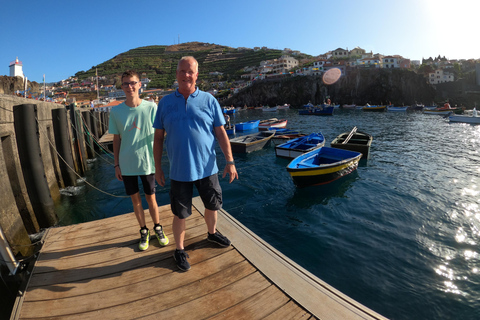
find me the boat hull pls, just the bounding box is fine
[230,131,275,153]
[258,119,287,131]
[235,120,260,131]
[330,131,373,159]
[448,115,480,124]
[299,106,334,116]
[363,105,386,112]
[287,147,362,187]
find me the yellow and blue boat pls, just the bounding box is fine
[286,147,362,187]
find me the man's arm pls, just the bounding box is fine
[153,129,166,186]
[214,125,238,183]
[112,134,122,181]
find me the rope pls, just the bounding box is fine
[35,114,130,199]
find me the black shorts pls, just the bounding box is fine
[122,174,156,196]
[170,174,223,219]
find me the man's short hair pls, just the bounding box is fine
[121,70,140,82]
[177,56,198,72]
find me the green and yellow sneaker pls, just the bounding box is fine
[139,228,150,251]
[154,225,169,246]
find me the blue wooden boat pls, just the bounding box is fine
[225,124,236,135]
[223,107,236,114]
[275,132,325,158]
[271,129,306,146]
[235,120,260,131]
[299,104,334,116]
[286,147,362,187]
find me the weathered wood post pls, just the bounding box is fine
[69,103,87,176]
[52,107,77,187]
[13,104,58,228]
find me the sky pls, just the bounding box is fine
[1,0,478,83]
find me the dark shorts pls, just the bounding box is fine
[170,174,223,219]
[122,174,156,196]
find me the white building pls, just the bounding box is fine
[383,56,400,68]
[429,69,454,84]
[272,55,299,74]
[9,57,24,78]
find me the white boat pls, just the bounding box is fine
[276,104,290,110]
[387,105,408,112]
[449,113,480,124]
[262,106,278,112]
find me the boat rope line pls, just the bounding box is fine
[81,122,115,162]
[35,115,131,199]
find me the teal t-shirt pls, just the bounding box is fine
[108,100,157,176]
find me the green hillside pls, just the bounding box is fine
[74,42,309,89]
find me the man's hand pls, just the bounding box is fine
[155,168,166,187]
[223,164,238,183]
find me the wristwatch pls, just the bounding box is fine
[226,161,235,165]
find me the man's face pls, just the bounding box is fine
[176,59,198,93]
[121,76,141,97]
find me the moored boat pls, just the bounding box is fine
[330,127,373,159]
[286,147,362,187]
[271,129,306,145]
[262,106,278,112]
[387,105,408,112]
[423,109,455,115]
[258,118,287,131]
[448,113,480,124]
[229,131,275,153]
[275,132,325,159]
[225,124,235,135]
[235,120,260,131]
[363,105,386,112]
[276,103,290,110]
[299,104,334,116]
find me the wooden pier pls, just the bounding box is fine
[11,197,387,319]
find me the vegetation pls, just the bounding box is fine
[73,42,311,89]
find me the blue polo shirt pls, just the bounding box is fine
[153,88,225,182]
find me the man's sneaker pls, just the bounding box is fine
[207,231,231,247]
[154,225,169,246]
[173,249,191,271]
[139,229,150,251]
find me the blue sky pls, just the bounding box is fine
[1,0,478,83]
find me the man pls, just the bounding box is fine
[108,70,169,251]
[153,56,238,271]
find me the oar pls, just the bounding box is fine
[342,126,357,144]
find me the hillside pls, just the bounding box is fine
[74,42,311,88]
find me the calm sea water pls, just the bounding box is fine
[55,108,480,320]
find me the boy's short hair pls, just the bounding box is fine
[121,70,140,82]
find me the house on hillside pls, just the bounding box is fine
[383,56,400,68]
[312,59,327,75]
[332,48,349,58]
[429,69,454,84]
[272,55,298,74]
[358,56,382,68]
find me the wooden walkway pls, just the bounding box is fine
[11,197,387,320]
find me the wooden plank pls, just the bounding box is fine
[193,197,387,320]
[262,300,315,320]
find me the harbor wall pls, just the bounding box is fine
[0,94,106,259]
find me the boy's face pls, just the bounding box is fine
[121,75,141,97]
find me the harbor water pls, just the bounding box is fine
[55,108,480,320]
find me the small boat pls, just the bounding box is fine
[387,105,408,112]
[275,132,325,159]
[258,118,287,131]
[342,104,357,109]
[423,109,455,115]
[271,129,306,145]
[330,127,373,159]
[222,107,236,114]
[262,106,278,112]
[408,104,424,111]
[363,105,386,112]
[276,103,290,110]
[286,147,362,187]
[448,113,480,124]
[229,131,275,153]
[299,104,334,116]
[235,120,260,131]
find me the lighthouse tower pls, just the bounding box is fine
[9,57,24,78]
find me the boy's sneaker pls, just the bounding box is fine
[139,229,150,251]
[154,225,169,246]
[207,231,231,247]
[173,249,191,271]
